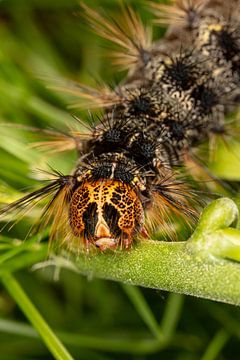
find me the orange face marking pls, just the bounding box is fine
[69,179,144,250]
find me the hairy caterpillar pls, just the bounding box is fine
[1,0,240,252]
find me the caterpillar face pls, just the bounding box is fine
[69,179,144,251]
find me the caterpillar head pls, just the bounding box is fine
[69,178,144,251]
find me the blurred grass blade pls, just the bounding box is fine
[1,272,74,360]
[201,329,230,360]
[161,293,184,340]
[122,283,163,341]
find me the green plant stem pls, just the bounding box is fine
[0,234,42,265]
[0,244,48,275]
[56,198,240,306]
[122,283,163,340]
[161,293,184,340]
[66,239,240,305]
[1,273,74,360]
[201,329,230,360]
[204,303,240,340]
[0,319,201,354]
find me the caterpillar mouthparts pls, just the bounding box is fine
[1,0,240,253]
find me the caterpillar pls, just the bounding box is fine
[1,0,240,252]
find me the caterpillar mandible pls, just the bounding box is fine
[1,0,240,252]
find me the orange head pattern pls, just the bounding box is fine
[69,179,144,251]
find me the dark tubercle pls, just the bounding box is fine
[126,88,159,119]
[90,158,135,183]
[192,84,219,113]
[114,163,134,183]
[162,54,201,91]
[129,134,156,165]
[93,127,128,156]
[162,119,185,142]
[103,128,125,143]
[216,28,240,62]
[129,95,151,115]
[91,164,112,180]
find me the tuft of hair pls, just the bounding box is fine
[40,177,75,251]
[27,126,91,154]
[29,132,77,154]
[183,150,237,194]
[49,78,122,110]
[149,0,210,29]
[3,124,91,155]
[0,172,75,251]
[81,2,152,70]
[145,174,201,240]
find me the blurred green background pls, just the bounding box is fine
[0,0,240,359]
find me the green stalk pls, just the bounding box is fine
[0,319,200,354]
[1,273,74,360]
[56,198,240,306]
[201,329,230,360]
[161,293,184,340]
[0,244,48,275]
[122,283,163,340]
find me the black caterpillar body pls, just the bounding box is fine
[1,0,240,252]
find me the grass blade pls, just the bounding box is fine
[1,272,74,360]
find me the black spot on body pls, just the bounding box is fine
[216,29,240,61]
[103,203,121,238]
[81,189,89,200]
[192,84,218,112]
[83,202,98,238]
[129,96,152,116]
[163,119,185,141]
[112,192,121,202]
